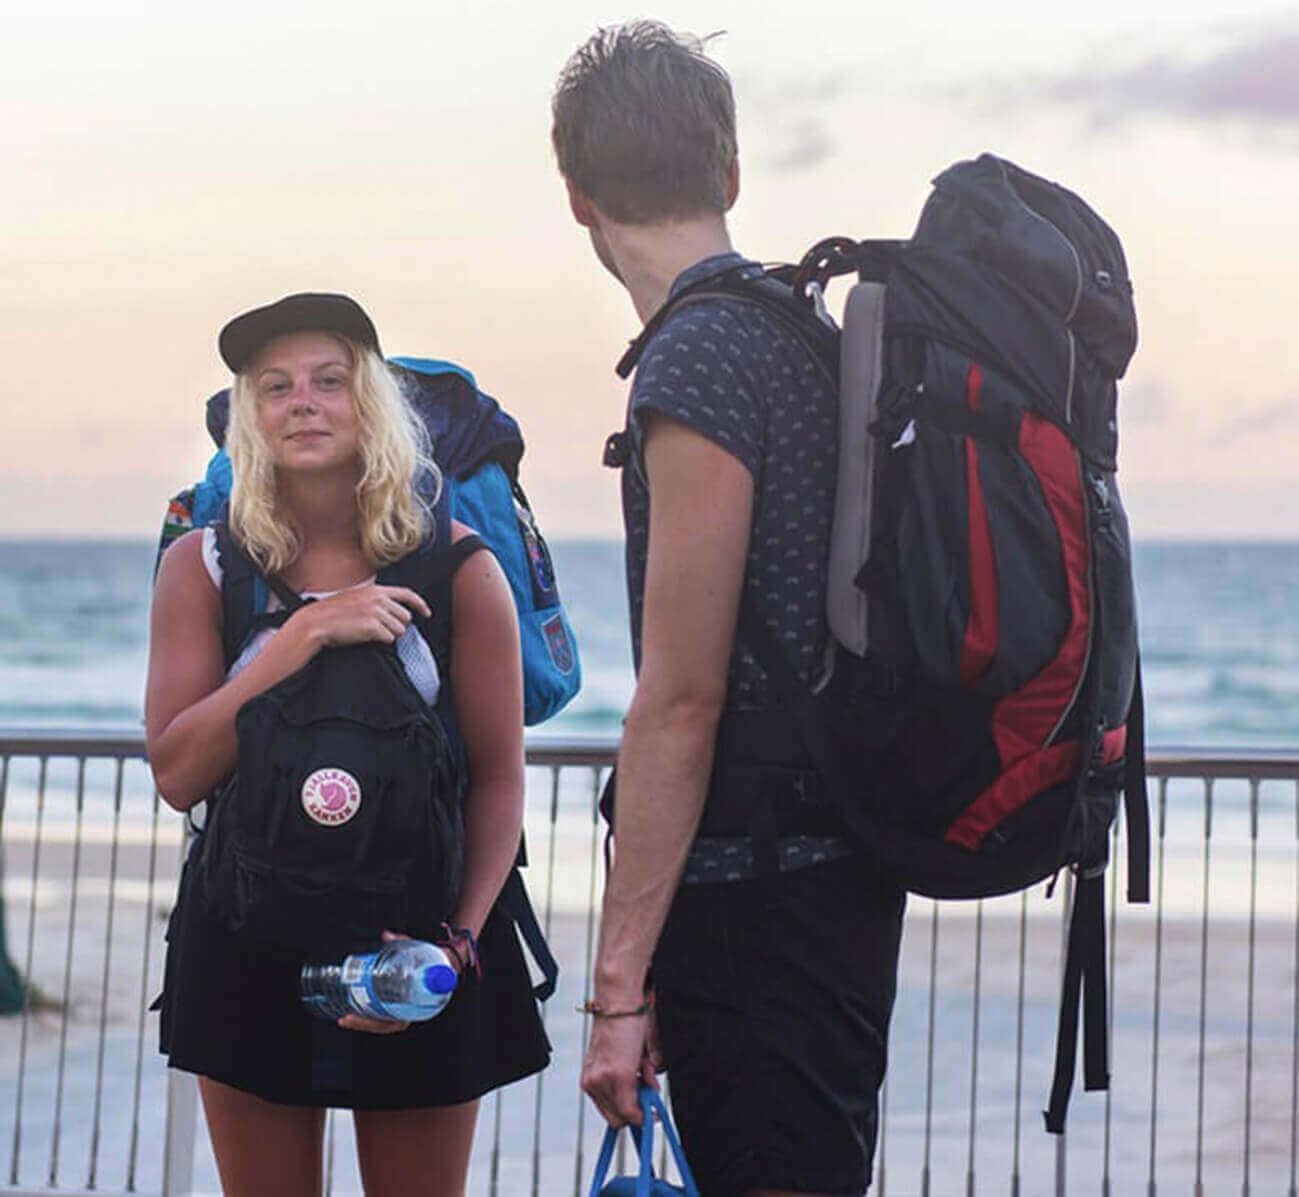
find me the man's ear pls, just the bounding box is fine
[566,178,597,228]
[725,157,740,210]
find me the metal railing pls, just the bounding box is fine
[0,729,1296,1196]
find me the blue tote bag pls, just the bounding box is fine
[588,1086,700,1197]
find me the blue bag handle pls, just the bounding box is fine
[587,1086,700,1197]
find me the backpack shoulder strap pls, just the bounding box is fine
[615,264,839,383]
[212,521,271,671]
[380,493,490,675]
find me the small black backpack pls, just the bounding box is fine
[618,154,1150,1132]
[196,520,478,961]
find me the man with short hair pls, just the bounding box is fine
[552,22,905,1195]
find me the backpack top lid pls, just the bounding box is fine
[202,357,524,483]
[914,154,1138,381]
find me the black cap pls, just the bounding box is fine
[218,293,381,373]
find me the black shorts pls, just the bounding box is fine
[653,855,905,1196]
[157,860,550,1109]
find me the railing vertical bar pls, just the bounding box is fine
[1194,777,1213,1197]
[0,752,11,1188]
[1242,776,1260,1197]
[11,755,49,1187]
[50,756,89,1187]
[88,757,126,1189]
[161,827,198,1197]
[1147,777,1168,1197]
[658,1079,669,1179]
[531,765,562,1197]
[922,901,938,1197]
[488,1087,503,1196]
[1011,889,1027,1197]
[965,900,982,1197]
[573,765,604,1197]
[527,764,563,1195]
[878,1070,888,1197]
[323,1109,335,1197]
[127,786,163,1192]
[1291,776,1299,1197]
[1290,775,1299,1197]
[1102,818,1120,1197]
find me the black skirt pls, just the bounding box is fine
[158,861,551,1109]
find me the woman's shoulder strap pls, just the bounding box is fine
[212,521,271,670]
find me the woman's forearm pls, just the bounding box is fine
[450,774,525,939]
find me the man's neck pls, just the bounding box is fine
[601,215,735,325]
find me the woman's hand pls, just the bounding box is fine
[336,930,452,1037]
[294,584,431,649]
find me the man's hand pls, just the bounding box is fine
[581,1007,660,1127]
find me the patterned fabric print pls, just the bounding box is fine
[620,253,848,883]
[622,255,838,704]
[680,836,855,885]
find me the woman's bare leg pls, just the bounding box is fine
[198,1076,326,1197]
[353,1100,480,1197]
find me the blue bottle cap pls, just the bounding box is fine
[422,963,458,996]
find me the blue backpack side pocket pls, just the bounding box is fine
[448,464,581,725]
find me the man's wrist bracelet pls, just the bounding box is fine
[576,994,654,1019]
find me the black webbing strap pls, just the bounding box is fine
[262,569,308,612]
[1123,657,1151,904]
[734,606,865,845]
[1044,872,1110,1133]
[497,867,559,1001]
[910,392,1023,447]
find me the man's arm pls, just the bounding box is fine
[581,413,754,1126]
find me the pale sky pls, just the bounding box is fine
[3,0,1297,540]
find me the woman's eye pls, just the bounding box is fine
[319,375,346,389]
[261,381,289,397]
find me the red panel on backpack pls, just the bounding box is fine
[945,413,1091,848]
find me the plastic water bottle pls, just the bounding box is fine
[300,939,458,1023]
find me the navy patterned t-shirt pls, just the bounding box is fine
[619,252,852,882]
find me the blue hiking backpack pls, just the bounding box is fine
[157,356,580,726]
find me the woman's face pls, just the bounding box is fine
[250,330,361,475]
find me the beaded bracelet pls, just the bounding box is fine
[437,922,482,981]
[575,993,654,1019]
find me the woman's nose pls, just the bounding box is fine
[288,380,317,411]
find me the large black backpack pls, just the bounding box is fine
[196,520,478,961]
[618,154,1149,1131]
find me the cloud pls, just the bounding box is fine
[1219,397,1298,441]
[765,118,835,171]
[741,72,845,173]
[1120,379,1174,427]
[1048,26,1299,127]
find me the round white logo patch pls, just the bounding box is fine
[301,768,362,826]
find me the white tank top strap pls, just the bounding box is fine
[201,525,221,590]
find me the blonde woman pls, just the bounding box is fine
[146,294,549,1197]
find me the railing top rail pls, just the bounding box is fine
[1,727,1297,780]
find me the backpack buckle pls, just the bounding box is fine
[603,430,633,469]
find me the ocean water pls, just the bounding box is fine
[0,537,1297,751]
